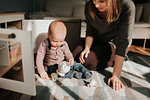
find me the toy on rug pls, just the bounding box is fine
[50,73,58,81]
[56,61,70,77]
[87,79,98,88]
[50,61,70,81]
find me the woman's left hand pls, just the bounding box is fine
[108,75,124,91]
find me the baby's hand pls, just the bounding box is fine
[69,59,74,66]
[40,72,49,79]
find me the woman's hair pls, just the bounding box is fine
[89,0,122,23]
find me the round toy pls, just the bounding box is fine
[56,61,70,76]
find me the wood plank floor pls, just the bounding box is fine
[129,45,150,56]
[0,89,23,100]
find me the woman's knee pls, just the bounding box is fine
[73,45,83,62]
[84,51,98,71]
[73,45,83,58]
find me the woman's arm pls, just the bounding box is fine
[108,55,124,90]
[80,2,96,63]
[85,36,94,51]
[113,55,124,78]
[108,1,135,91]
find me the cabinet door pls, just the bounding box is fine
[0,28,36,96]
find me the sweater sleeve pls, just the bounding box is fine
[85,2,96,38]
[114,2,135,57]
[63,41,74,61]
[36,41,46,74]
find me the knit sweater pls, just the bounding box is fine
[85,0,135,57]
[36,38,74,73]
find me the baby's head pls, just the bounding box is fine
[47,21,67,47]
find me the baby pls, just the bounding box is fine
[36,21,92,79]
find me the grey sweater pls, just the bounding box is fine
[85,0,135,57]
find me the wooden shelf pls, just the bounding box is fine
[0,12,25,15]
[0,55,22,77]
[0,13,24,77]
[0,13,24,24]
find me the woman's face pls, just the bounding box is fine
[93,0,107,12]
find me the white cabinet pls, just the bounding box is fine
[0,13,36,96]
[22,20,54,53]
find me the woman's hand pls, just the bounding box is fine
[79,48,90,64]
[108,75,124,91]
[69,59,74,66]
[40,72,49,79]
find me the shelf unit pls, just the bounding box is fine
[0,13,36,96]
[0,13,24,76]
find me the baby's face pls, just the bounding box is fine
[48,32,66,48]
[48,21,67,48]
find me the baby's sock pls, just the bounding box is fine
[83,71,92,79]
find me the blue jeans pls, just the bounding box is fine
[45,61,90,78]
[63,61,90,78]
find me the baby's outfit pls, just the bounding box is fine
[36,38,92,79]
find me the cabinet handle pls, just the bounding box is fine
[8,33,16,39]
[0,33,16,39]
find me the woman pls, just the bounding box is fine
[74,0,135,90]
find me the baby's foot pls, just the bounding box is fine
[83,71,92,79]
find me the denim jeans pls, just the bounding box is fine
[45,61,90,78]
[63,61,90,78]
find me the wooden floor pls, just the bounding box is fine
[0,89,23,100]
[129,45,150,56]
